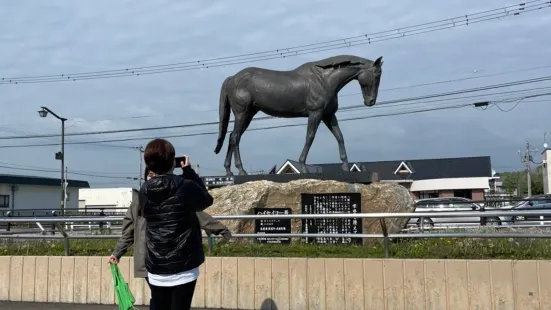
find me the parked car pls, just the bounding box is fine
[502,194,551,226]
[408,197,502,228]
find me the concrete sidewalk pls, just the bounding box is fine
[0,302,142,309]
[0,301,229,309]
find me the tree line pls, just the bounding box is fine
[499,166,544,196]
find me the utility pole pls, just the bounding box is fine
[138,146,144,187]
[63,166,68,230]
[131,146,145,187]
[61,119,65,215]
[519,141,538,197]
[63,166,68,208]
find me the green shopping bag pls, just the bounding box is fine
[110,263,138,310]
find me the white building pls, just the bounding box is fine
[542,149,551,194]
[275,156,492,200]
[0,174,90,214]
[78,187,138,214]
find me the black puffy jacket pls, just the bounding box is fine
[138,166,213,275]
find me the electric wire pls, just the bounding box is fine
[0,125,134,150]
[4,61,550,133]
[0,158,226,176]
[73,86,551,143]
[1,92,549,149]
[0,1,547,85]
[1,74,550,140]
[0,165,136,179]
[0,161,134,176]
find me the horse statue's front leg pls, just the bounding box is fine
[298,112,323,171]
[322,114,349,172]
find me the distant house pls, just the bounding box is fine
[0,174,90,213]
[276,156,492,200]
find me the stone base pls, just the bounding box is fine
[234,171,379,185]
[208,179,414,244]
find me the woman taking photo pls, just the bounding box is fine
[139,138,213,309]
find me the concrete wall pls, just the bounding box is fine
[0,256,549,309]
[0,184,79,212]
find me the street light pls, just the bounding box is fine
[38,106,67,215]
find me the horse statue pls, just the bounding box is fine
[214,55,384,176]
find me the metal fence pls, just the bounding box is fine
[0,197,539,218]
[2,210,551,258]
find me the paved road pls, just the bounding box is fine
[0,301,229,309]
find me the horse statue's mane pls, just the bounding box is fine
[301,55,374,69]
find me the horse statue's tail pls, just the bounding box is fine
[214,77,232,154]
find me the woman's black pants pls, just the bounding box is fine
[148,280,197,310]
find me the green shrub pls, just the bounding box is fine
[2,235,551,259]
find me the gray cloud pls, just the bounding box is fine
[0,0,549,187]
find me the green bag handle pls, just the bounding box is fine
[110,264,139,310]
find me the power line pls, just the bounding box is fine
[2,92,550,149]
[2,92,549,149]
[1,90,549,150]
[0,125,135,150]
[0,157,226,176]
[5,62,548,129]
[0,1,547,85]
[0,160,134,176]
[2,74,550,140]
[340,64,551,97]
[91,180,138,186]
[341,76,551,110]
[89,85,551,143]
[0,164,136,179]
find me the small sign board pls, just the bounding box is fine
[202,176,234,188]
[253,207,292,244]
[301,193,362,244]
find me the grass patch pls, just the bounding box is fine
[2,231,551,259]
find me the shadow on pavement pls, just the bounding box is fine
[261,298,278,310]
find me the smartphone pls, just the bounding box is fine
[173,155,187,176]
[174,156,186,166]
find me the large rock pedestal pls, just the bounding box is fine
[208,179,414,242]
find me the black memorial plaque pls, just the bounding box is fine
[254,208,292,244]
[301,193,362,244]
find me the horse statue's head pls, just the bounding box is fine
[358,56,383,106]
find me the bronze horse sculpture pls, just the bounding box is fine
[214,55,384,176]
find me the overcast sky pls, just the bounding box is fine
[0,0,550,187]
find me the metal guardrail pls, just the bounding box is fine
[2,210,551,257]
[0,197,538,218]
[2,209,551,221]
[0,210,551,223]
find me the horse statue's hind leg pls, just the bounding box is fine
[224,107,259,176]
[322,113,349,171]
[223,137,234,176]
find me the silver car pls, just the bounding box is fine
[408,197,502,228]
[502,195,551,227]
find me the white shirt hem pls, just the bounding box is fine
[147,267,199,287]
